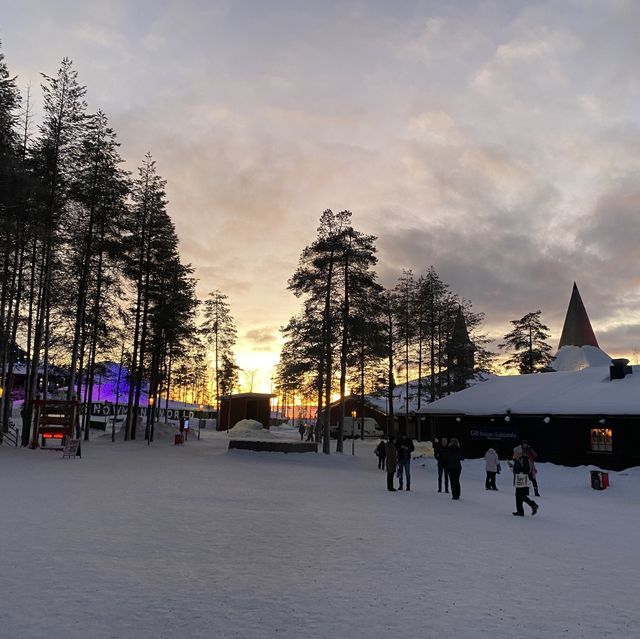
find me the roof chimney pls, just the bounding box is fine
[610,358,632,380]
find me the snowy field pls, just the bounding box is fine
[1,428,638,639]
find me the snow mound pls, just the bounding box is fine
[269,421,298,432]
[550,345,611,371]
[228,419,274,438]
[413,441,434,459]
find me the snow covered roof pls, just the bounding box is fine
[363,372,493,416]
[550,345,612,372]
[417,365,640,416]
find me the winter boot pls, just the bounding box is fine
[512,512,524,516]
[531,503,539,516]
[534,489,540,497]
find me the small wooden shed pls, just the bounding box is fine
[218,393,274,431]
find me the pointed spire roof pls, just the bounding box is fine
[448,306,475,351]
[558,283,599,349]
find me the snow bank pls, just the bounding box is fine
[1,433,638,639]
[228,418,275,438]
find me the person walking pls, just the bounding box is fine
[375,438,386,470]
[298,423,305,441]
[386,436,398,492]
[396,433,415,491]
[484,446,500,491]
[445,438,463,500]
[434,437,449,493]
[514,440,540,496]
[523,440,540,496]
[511,450,539,517]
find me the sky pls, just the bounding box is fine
[3,0,640,391]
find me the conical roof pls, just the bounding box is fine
[447,306,475,352]
[558,283,599,349]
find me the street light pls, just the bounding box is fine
[351,410,357,456]
[147,396,155,446]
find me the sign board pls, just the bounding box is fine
[469,427,519,441]
[86,402,202,421]
[62,439,81,459]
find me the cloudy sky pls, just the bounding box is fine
[3,0,640,389]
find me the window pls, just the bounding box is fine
[590,427,612,453]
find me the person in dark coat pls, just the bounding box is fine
[433,437,449,493]
[386,436,398,491]
[522,440,540,496]
[511,451,539,516]
[395,433,415,491]
[444,437,463,500]
[375,438,386,470]
[298,423,305,440]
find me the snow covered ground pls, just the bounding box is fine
[1,429,638,639]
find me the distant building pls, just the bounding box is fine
[317,395,388,436]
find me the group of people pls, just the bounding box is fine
[433,437,463,499]
[375,434,541,516]
[376,433,415,491]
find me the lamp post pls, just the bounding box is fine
[351,410,356,456]
[147,396,155,446]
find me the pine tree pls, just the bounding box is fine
[122,154,168,439]
[64,110,129,403]
[393,269,416,428]
[287,209,381,453]
[201,290,238,423]
[0,42,24,435]
[499,310,552,374]
[335,224,379,452]
[288,209,350,453]
[347,280,386,439]
[22,57,87,444]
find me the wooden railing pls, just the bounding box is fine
[0,422,19,447]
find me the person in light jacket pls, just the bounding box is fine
[386,436,398,492]
[484,447,499,491]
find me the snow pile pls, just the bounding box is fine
[412,440,434,459]
[228,418,274,438]
[149,422,181,441]
[270,421,298,432]
[550,344,612,371]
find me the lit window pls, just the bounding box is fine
[590,427,612,453]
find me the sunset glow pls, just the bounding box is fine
[2,1,639,389]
